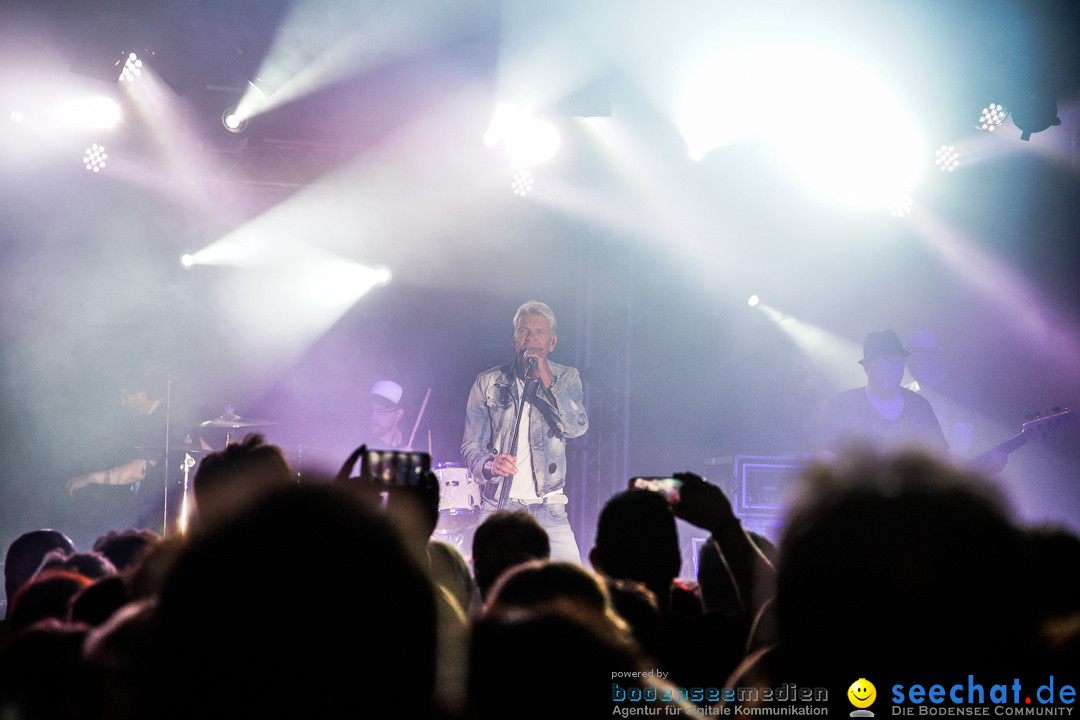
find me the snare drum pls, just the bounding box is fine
[434,462,480,515]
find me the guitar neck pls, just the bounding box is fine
[967,410,1076,475]
[995,434,1029,456]
[968,434,1026,473]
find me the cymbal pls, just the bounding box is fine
[135,443,212,454]
[199,416,275,429]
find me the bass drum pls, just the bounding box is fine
[433,462,481,534]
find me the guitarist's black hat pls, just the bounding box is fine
[858,329,910,365]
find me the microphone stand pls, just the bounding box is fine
[496,364,539,512]
[179,452,196,535]
[161,377,172,537]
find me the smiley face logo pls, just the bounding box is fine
[848,678,877,709]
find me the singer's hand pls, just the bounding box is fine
[491,453,518,478]
[521,347,554,387]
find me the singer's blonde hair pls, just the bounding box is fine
[512,300,557,334]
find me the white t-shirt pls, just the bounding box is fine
[509,379,538,500]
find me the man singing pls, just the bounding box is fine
[461,301,589,563]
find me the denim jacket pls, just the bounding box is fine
[461,359,589,501]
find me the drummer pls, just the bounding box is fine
[67,367,175,497]
[65,367,203,542]
[361,380,410,451]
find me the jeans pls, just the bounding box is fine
[478,497,581,565]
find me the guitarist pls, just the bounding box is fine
[817,330,1010,476]
[818,330,950,460]
[461,301,589,564]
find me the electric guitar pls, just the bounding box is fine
[968,410,1076,476]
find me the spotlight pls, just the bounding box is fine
[57,97,122,129]
[889,194,913,218]
[222,108,247,133]
[374,266,392,286]
[978,103,1007,132]
[180,253,196,269]
[504,119,560,167]
[119,53,143,83]
[484,103,561,167]
[935,145,959,171]
[748,295,760,307]
[83,144,107,173]
[511,169,534,197]
[11,111,23,123]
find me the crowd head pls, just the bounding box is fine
[3,442,1078,719]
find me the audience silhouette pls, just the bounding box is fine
[155,483,438,720]
[729,449,1050,715]
[2,441,1076,720]
[589,484,759,691]
[4,529,76,617]
[472,510,551,603]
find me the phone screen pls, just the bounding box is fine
[630,477,683,504]
[361,450,431,487]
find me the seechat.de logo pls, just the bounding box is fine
[849,678,878,717]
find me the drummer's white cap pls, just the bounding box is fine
[369,380,403,407]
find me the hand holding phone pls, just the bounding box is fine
[361,450,431,487]
[629,477,683,505]
[670,472,736,532]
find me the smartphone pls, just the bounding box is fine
[360,450,431,487]
[629,477,683,505]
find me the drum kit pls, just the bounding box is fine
[158,408,485,548]
[147,408,281,536]
[198,407,277,444]
[432,462,482,550]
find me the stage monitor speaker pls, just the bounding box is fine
[703,455,811,518]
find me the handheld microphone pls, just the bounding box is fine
[524,355,540,392]
[519,348,539,368]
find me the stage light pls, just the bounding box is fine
[180,253,196,269]
[484,103,560,167]
[511,169,534,197]
[935,145,960,171]
[770,59,922,207]
[978,103,1007,132]
[229,82,267,127]
[504,118,559,167]
[680,40,922,206]
[83,144,107,173]
[748,295,760,307]
[119,53,143,83]
[57,97,122,129]
[679,48,772,160]
[222,108,247,133]
[889,194,913,218]
[301,259,394,308]
[1011,91,1061,141]
[11,111,23,123]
